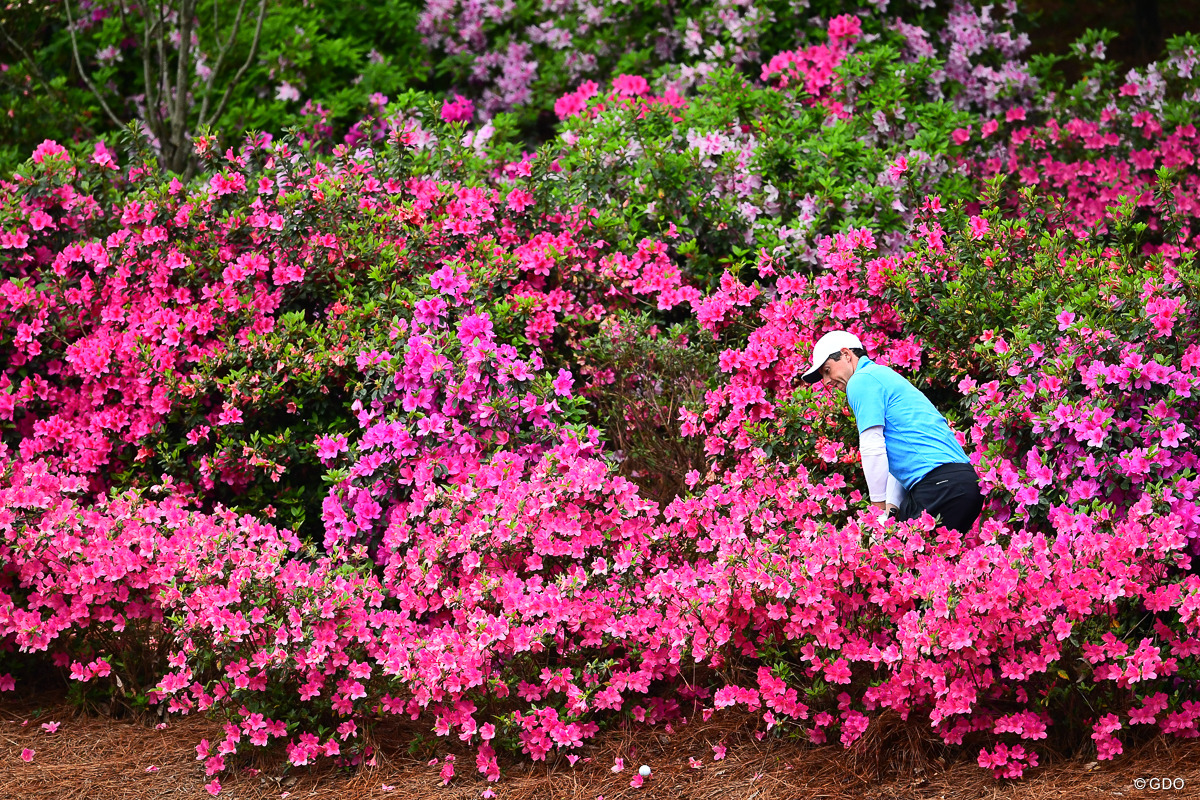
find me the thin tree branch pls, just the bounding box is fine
[154,0,172,141]
[62,0,126,129]
[138,0,160,136]
[114,0,132,33]
[170,0,197,169]
[197,0,250,124]
[201,0,267,128]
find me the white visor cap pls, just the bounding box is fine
[801,330,864,385]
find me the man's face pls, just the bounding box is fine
[819,349,856,393]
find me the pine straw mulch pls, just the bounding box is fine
[1,691,1197,800]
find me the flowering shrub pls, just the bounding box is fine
[542,40,978,288]
[419,0,1036,124]
[3,3,1200,791]
[2,0,1041,174]
[965,32,1200,244]
[650,214,1200,773]
[885,181,1200,533]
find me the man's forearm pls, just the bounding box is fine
[859,425,889,502]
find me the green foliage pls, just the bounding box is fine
[145,311,362,540]
[543,42,977,289]
[226,0,431,135]
[0,0,435,175]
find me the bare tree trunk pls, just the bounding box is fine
[167,0,198,174]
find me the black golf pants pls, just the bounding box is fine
[894,462,984,534]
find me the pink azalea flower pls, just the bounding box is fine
[276,82,301,103]
[27,209,53,231]
[553,369,574,397]
[217,403,243,426]
[90,141,117,169]
[31,139,68,164]
[507,189,534,213]
[314,433,349,462]
[612,74,649,97]
[826,13,862,45]
[968,215,991,240]
[441,94,475,123]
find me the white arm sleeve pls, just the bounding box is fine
[859,425,888,502]
[886,472,906,508]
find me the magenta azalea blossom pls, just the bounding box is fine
[552,368,573,397]
[441,94,475,123]
[315,434,349,462]
[31,139,68,164]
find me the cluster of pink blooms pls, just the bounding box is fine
[760,13,861,107]
[966,115,1200,248]
[554,75,686,123]
[441,94,476,124]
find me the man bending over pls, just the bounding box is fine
[802,330,984,534]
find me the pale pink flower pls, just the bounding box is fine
[275,82,301,102]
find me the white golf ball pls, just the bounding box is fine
[638,765,651,777]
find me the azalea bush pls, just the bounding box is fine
[886,178,1200,529]
[540,34,977,287]
[964,31,1200,246]
[2,1,1200,793]
[419,0,1036,124]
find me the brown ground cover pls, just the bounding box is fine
[1,691,1197,800]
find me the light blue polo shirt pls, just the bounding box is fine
[845,357,969,489]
